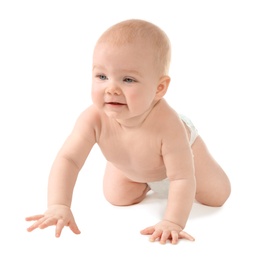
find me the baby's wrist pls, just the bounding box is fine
[162,219,184,230]
[48,203,70,209]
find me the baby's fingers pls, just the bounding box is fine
[160,230,171,244]
[55,218,80,237]
[149,230,163,242]
[178,230,195,241]
[38,217,60,230]
[140,226,155,235]
[171,231,179,244]
[55,219,66,237]
[68,220,81,235]
[25,214,45,222]
[26,215,46,232]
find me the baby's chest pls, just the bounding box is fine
[98,133,163,169]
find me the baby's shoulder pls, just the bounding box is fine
[150,100,184,131]
[75,105,103,130]
[78,105,100,120]
[153,99,179,121]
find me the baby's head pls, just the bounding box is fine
[94,19,171,77]
[92,19,172,121]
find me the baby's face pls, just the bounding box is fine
[91,40,162,123]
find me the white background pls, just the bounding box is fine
[0,0,259,258]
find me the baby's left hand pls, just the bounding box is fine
[140,219,195,244]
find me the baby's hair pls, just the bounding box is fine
[96,19,171,76]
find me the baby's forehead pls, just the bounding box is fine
[97,30,150,47]
[97,20,163,46]
[94,20,171,75]
[93,40,156,65]
[97,40,151,54]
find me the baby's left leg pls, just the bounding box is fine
[191,136,231,206]
[103,162,150,206]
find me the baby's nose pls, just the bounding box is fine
[105,85,121,95]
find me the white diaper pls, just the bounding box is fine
[148,114,198,194]
[179,114,198,146]
[148,178,170,195]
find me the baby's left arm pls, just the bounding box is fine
[141,163,196,244]
[141,134,196,244]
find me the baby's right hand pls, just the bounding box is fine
[25,205,81,237]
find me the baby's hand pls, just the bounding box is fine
[140,219,194,244]
[25,205,80,237]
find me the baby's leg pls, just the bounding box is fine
[103,162,150,206]
[192,136,231,206]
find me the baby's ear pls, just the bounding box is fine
[155,76,171,99]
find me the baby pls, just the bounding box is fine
[26,19,231,244]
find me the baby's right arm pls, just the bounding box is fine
[26,106,99,236]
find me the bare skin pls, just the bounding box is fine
[26,100,230,243]
[26,19,231,244]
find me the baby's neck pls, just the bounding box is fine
[116,100,161,130]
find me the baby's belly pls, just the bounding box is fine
[111,161,167,183]
[100,143,167,182]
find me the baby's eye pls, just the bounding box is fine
[97,74,108,80]
[124,77,135,83]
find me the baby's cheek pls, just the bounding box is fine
[91,88,102,105]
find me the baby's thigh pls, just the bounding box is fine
[103,162,149,206]
[192,136,231,207]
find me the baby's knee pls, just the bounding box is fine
[103,184,150,206]
[104,193,132,206]
[104,193,141,206]
[217,181,231,206]
[196,180,231,207]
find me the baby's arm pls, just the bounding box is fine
[141,159,196,243]
[141,124,196,244]
[164,146,196,225]
[26,106,98,237]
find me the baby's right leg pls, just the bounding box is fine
[103,162,150,206]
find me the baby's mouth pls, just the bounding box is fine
[106,102,125,105]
